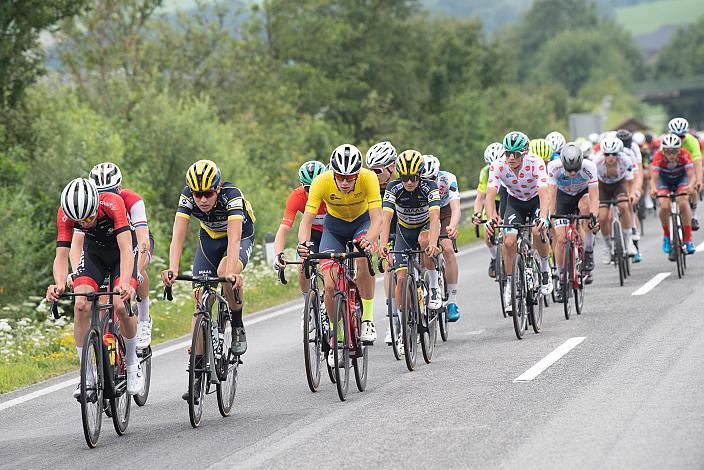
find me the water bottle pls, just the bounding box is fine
[211,322,221,359]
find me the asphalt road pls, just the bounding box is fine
[2,214,704,469]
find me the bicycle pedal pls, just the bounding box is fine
[362,340,374,346]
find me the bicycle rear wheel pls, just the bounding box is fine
[562,241,572,320]
[438,262,451,340]
[574,242,585,315]
[549,252,558,303]
[511,253,527,340]
[388,272,403,358]
[133,348,151,407]
[188,314,207,428]
[528,253,543,334]
[352,300,368,392]
[302,289,322,392]
[80,328,103,448]
[497,246,508,318]
[217,315,238,416]
[110,334,130,435]
[332,294,350,401]
[420,276,436,364]
[401,275,418,371]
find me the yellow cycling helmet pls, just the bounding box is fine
[530,138,552,162]
[396,150,424,176]
[186,159,221,192]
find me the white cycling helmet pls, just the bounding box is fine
[601,136,624,154]
[365,141,397,169]
[61,178,100,221]
[421,155,440,179]
[668,117,689,137]
[89,162,122,191]
[661,133,682,150]
[578,140,593,158]
[483,142,504,164]
[330,144,363,175]
[588,132,599,144]
[546,131,566,153]
[632,132,645,146]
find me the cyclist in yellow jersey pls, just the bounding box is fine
[298,144,382,365]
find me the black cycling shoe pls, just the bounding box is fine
[554,283,564,303]
[583,250,594,272]
[488,258,496,278]
[181,378,201,403]
[693,218,700,232]
[230,327,247,356]
[584,273,594,285]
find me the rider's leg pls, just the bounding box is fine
[658,195,671,238]
[554,225,567,277]
[618,199,633,248]
[441,238,458,303]
[679,193,693,242]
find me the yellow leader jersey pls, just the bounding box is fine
[305,169,382,222]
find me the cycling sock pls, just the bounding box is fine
[540,255,550,273]
[448,284,458,304]
[663,226,670,238]
[684,225,692,242]
[76,346,83,366]
[124,335,138,366]
[624,230,632,248]
[489,245,497,259]
[505,275,512,292]
[137,296,150,323]
[585,231,595,251]
[428,270,439,289]
[361,298,374,322]
[230,308,244,328]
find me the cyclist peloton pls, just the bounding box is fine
[615,129,644,263]
[159,160,255,400]
[593,137,635,264]
[547,142,600,297]
[650,134,696,254]
[46,178,142,398]
[380,150,442,353]
[272,160,328,326]
[474,143,505,278]
[668,117,702,231]
[484,131,553,314]
[365,141,399,346]
[421,154,461,321]
[72,163,155,349]
[297,144,382,367]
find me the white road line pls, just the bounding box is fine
[513,337,586,383]
[465,330,485,335]
[632,272,671,296]
[0,243,483,411]
[696,241,704,252]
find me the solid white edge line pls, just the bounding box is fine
[513,337,586,383]
[0,243,484,411]
[632,272,671,296]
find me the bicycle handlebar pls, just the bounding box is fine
[50,291,131,320]
[655,193,689,199]
[163,273,241,303]
[550,214,593,220]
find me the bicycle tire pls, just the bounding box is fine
[673,213,684,278]
[511,253,527,340]
[80,328,103,448]
[527,252,543,334]
[496,246,508,318]
[438,262,451,340]
[562,240,572,321]
[574,241,585,315]
[332,293,350,401]
[420,275,436,364]
[613,221,625,286]
[133,350,151,407]
[352,296,368,392]
[188,314,207,428]
[401,274,418,371]
[388,272,403,357]
[302,289,322,392]
[217,315,238,417]
[110,334,130,435]
[549,252,558,303]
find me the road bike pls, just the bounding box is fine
[277,259,335,391]
[493,222,545,340]
[657,192,689,278]
[550,214,592,319]
[601,199,630,286]
[163,274,240,427]
[51,289,135,448]
[306,242,374,401]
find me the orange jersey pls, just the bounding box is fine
[282,186,326,231]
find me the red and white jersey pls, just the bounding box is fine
[592,151,634,184]
[119,189,148,228]
[487,153,548,201]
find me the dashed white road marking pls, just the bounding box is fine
[514,337,586,383]
[632,272,670,296]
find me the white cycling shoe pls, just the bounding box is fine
[127,364,145,395]
[428,288,442,310]
[359,321,377,343]
[136,319,152,349]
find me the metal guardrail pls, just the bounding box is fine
[459,189,477,214]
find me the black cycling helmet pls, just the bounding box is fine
[616,129,633,148]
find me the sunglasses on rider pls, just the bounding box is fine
[604,152,618,157]
[505,150,525,159]
[334,173,357,182]
[80,213,98,225]
[371,167,386,175]
[663,148,679,156]
[193,190,217,199]
[400,174,420,182]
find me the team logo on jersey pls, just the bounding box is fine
[227,197,244,210]
[179,195,192,208]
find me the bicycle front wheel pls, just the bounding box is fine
[217,315,238,417]
[613,221,625,286]
[528,253,544,334]
[673,213,685,278]
[511,253,527,340]
[401,275,418,371]
[188,314,207,428]
[420,276,436,364]
[352,299,368,392]
[80,328,103,448]
[562,241,572,321]
[332,294,350,401]
[438,261,451,340]
[574,242,585,315]
[388,272,403,358]
[110,335,130,435]
[302,289,322,392]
